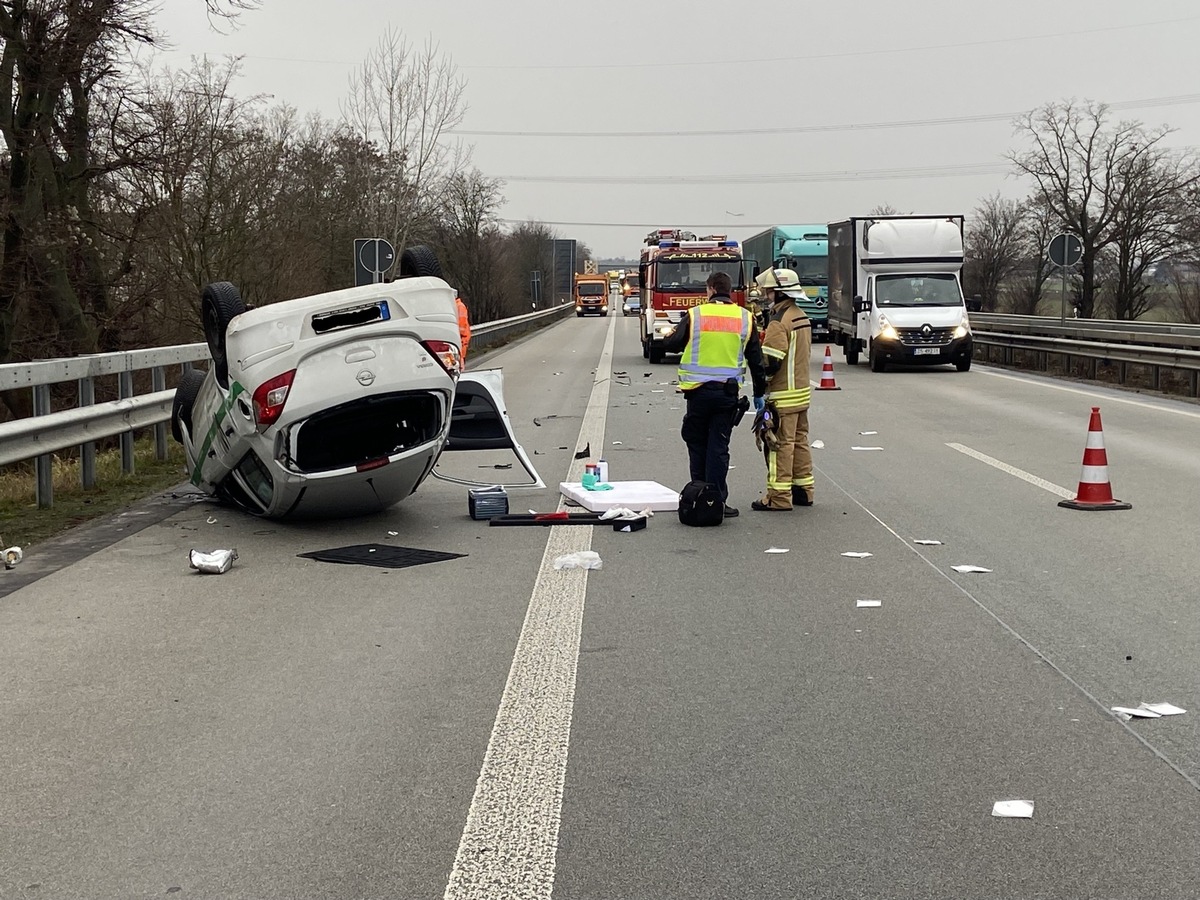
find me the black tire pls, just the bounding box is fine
[845,339,860,367]
[642,336,649,359]
[398,244,443,278]
[171,368,207,444]
[649,343,664,364]
[956,356,972,372]
[869,341,886,373]
[201,282,246,388]
[577,312,584,318]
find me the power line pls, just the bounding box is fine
[494,162,1011,186]
[449,93,1200,139]
[459,15,1200,70]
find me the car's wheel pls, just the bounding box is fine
[398,244,443,278]
[956,356,972,372]
[171,367,207,444]
[869,341,886,373]
[201,282,247,388]
[576,312,583,318]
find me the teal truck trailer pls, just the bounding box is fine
[741,225,830,340]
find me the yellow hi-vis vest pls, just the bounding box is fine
[677,303,751,390]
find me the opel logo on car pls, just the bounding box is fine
[356,369,376,386]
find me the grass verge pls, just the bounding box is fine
[0,438,190,550]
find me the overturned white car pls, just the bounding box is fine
[171,247,541,517]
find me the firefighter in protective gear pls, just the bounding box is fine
[660,270,767,517]
[751,267,814,511]
[455,295,472,366]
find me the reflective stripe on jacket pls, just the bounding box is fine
[763,299,812,410]
[677,303,751,390]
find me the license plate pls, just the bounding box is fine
[913,347,941,356]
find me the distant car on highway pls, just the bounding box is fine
[622,294,641,317]
[172,246,542,517]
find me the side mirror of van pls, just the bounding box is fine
[853,295,867,314]
[966,294,984,312]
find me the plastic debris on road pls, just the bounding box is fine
[3,546,23,569]
[841,551,873,559]
[599,507,653,520]
[851,446,884,451]
[206,516,217,524]
[913,539,943,545]
[856,599,882,608]
[553,550,602,570]
[1140,702,1186,716]
[764,547,790,554]
[811,440,825,449]
[859,431,878,435]
[612,441,623,445]
[189,548,238,574]
[991,800,1034,818]
[951,565,992,574]
[1112,702,1187,721]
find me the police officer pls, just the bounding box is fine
[660,270,767,517]
[751,268,814,511]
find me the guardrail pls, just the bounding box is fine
[0,302,574,508]
[970,313,1200,397]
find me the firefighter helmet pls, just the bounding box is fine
[755,268,805,297]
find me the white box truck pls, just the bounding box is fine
[827,216,973,372]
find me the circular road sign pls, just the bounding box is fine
[1048,233,1082,268]
[357,238,396,273]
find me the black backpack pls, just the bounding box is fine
[678,480,725,527]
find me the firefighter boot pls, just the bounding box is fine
[792,487,813,507]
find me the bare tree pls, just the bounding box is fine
[433,168,506,321]
[1004,199,1057,315]
[869,203,900,216]
[963,193,1026,311]
[340,31,468,258]
[1009,100,1175,318]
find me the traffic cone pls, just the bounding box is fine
[1058,407,1131,511]
[816,345,840,390]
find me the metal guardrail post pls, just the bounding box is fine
[79,376,96,488]
[119,371,135,474]
[33,384,53,508]
[152,367,167,460]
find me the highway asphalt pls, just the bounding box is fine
[1,315,1197,899]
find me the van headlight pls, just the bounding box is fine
[954,322,970,339]
[879,316,899,341]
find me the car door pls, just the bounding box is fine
[432,368,545,489]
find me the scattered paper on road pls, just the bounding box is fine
[553,551,602,570]
[811,440,825,449]
[1112,706,1161,719]
[951,565,992,574]
[764,547,790,554]
[851,446,884,451]
[1140,702,1186,716]
[842,551,874,559]
[856,599,882,608]
[913,539,943,545]
[991,800,1034,818]
[651,389,665,393]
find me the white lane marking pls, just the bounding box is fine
[946,442,1075,500]
[444,315,617,900]
[975,366,1200,421]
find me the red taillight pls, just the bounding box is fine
[422,340,461,378]
[252,369,296,427]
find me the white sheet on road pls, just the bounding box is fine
[559,480,680,512]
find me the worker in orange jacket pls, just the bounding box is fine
[456,295,472,367]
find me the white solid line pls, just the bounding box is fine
[975,366,1200,421]
[444,316,617,900]
[946,442,1076,500]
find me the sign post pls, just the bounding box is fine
[1048,233,1083,324]
[353,237,396,287]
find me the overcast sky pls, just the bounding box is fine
[148,0,1200,259]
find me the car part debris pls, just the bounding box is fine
[913,539,943,545]
[206,517,218,524]
[811,440,824,449]
[189,548,238,574]
[298,544,465,569]
[951,565,992,574]
[856,599,882,608]
[841,551,873,559]
[851,446,884,451]
[3,546,23,569]
[1139,702,1186,716]
[991,800,1033,818]
[859,431,878,435]
[574,443,591,459]
[533,415,560,427]
[553,550,602,570]
[477,463,513,469]
[468,485,509,520]
[764,547,790,554]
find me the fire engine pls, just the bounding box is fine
[637,228,748,364]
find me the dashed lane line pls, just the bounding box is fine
[443,315,617,900]
[946,442,1075,500]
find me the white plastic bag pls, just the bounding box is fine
[189,548,239,574]
[553,550,602,570]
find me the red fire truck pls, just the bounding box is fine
[638,229,748,363]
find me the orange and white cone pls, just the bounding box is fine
[816,345,840,391]
[1058,407,1131,511]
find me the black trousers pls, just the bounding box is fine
[680,380,739,503]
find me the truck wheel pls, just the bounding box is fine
[869,342,886,373]
[642,336,650,359]
[171,368,207,444]
[398,245,443,278]
[956,356,972,372]
[201,282,247,388]
[649,344,664,364]
[845,341,860,366]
